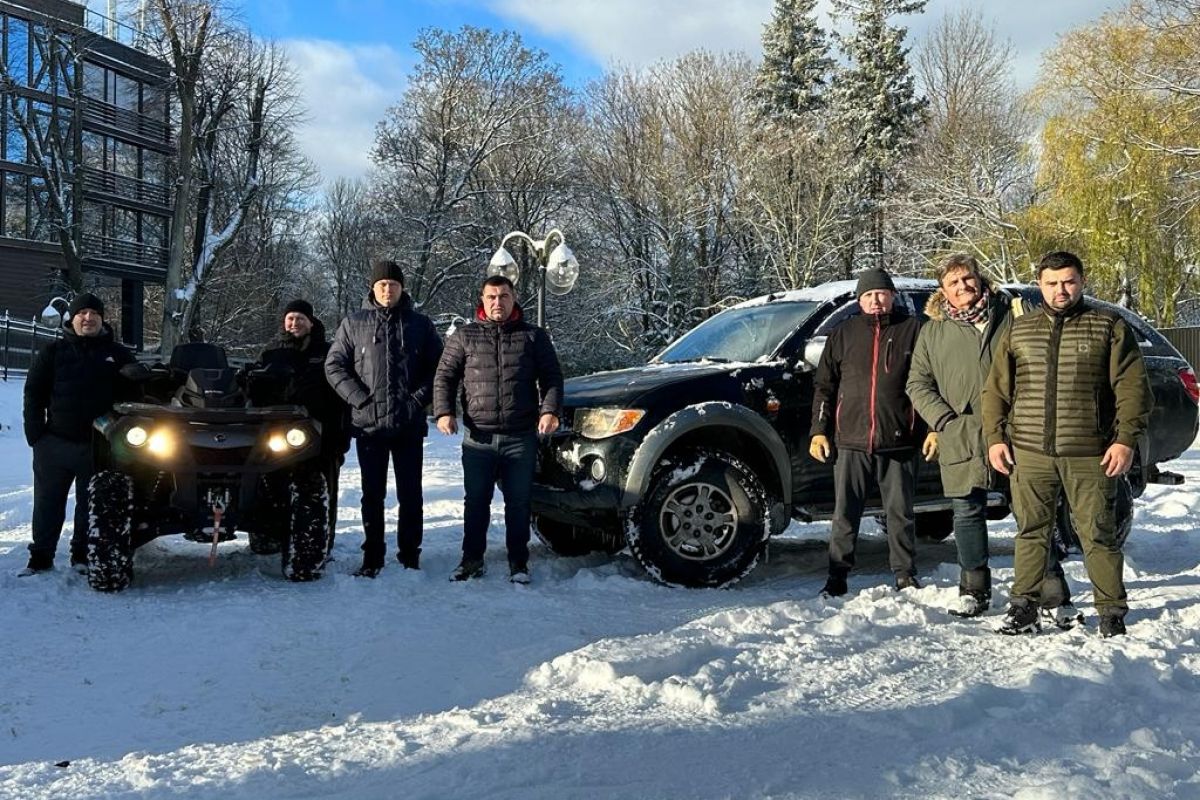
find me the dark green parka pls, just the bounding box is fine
[907,289,1015,497]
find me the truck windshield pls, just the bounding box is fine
[654,301,819,364]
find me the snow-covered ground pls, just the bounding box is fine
[2,376,1200,799]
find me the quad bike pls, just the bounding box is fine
[86,342,328,592]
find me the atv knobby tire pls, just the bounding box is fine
[627,449,770,588]
[247,476,287,555]
[534,515,625,557]
[282,470,329,582]
[87,470,135,592]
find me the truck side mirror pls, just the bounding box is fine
[801,337,826,371]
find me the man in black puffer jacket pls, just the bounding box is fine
[325,261,443,577]
[809,268,926,597]
[258,299,349,553]
[433,275,563,584]
[21,293,140,576]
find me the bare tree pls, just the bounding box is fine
[371,26,570,309]
[903,8,1036,280]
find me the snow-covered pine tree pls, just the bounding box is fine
[828,0,928,270]
[753,0,833,124]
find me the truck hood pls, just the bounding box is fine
[564,361,762,407]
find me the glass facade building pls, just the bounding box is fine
[0,0,171,346]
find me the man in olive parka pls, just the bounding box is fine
[907,254,1075,622]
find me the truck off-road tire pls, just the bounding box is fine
[628,449,770,588]
[915,509,954,541]
[87,470,135,592]
[282,470,329,582]
[534,515,625,556]
[247,476,287,555]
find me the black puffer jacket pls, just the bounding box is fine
[810,308,924,453]
[325,292,443,437]
[24,322,138,445]
[432,304,563,434]
[258,318,349,455]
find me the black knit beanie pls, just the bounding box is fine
[855,268,896,297]
[282,298,314,322]
[68,292,105,318]
[369,259,404,286]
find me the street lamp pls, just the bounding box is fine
[487,229,580,327]
[40,296,69,327]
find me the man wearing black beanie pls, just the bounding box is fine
[255,299,348,560]
[808,267,926,597]
[326,260,444,577]
[21,291,139,576]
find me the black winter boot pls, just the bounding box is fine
[819,574,848,598]
[398,548,421,570]
[997,602,1040,635]
[354,555,384,578]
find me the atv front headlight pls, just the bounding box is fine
[125,426,149,447]
[574,408,646,439]
[147,429,174,458]
[285,427,308,448]
[267,434,288,453]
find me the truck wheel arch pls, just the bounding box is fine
[622,402,791,534]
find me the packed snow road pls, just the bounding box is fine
[1,380,1199,799]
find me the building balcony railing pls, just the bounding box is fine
[81,233,168,272]
[80,166,170,208]
[81,98,170,145]
[83,8,153,55]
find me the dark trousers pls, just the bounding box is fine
[952,487,1070,605]
[31,435,93,560]
[323,452,344,555]
[828,448,917,578]
[461,429,537,565]
[356,433,424,564]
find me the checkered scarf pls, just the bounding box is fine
[942,288,991,325]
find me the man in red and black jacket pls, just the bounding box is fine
[809,268,926,597]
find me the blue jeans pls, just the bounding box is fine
[461,429,538,565]
[951,488,990,572]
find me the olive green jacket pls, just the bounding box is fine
[982,298,1153,457]
[907,290,1013,497]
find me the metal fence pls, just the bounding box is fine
[0,314,62,381]
[1160,327,1200,372]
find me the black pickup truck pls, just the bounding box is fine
[530,279,1199,587]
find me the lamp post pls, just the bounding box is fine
[39,296,70,327]
[487,229,580,328]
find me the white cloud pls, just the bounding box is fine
[281,39,411,185]
[490,0,774,66]
[488,0,1125,87]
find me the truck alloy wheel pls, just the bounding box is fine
[628,449,770,588]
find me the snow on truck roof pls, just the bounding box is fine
[732,277,939,308]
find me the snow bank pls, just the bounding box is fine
[1,376,1199,799]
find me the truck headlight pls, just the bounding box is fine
[575,408,645,439]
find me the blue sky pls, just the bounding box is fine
[93,1,1129,186]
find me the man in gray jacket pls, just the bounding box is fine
[433,275,563,584]
[325,260,443,577]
